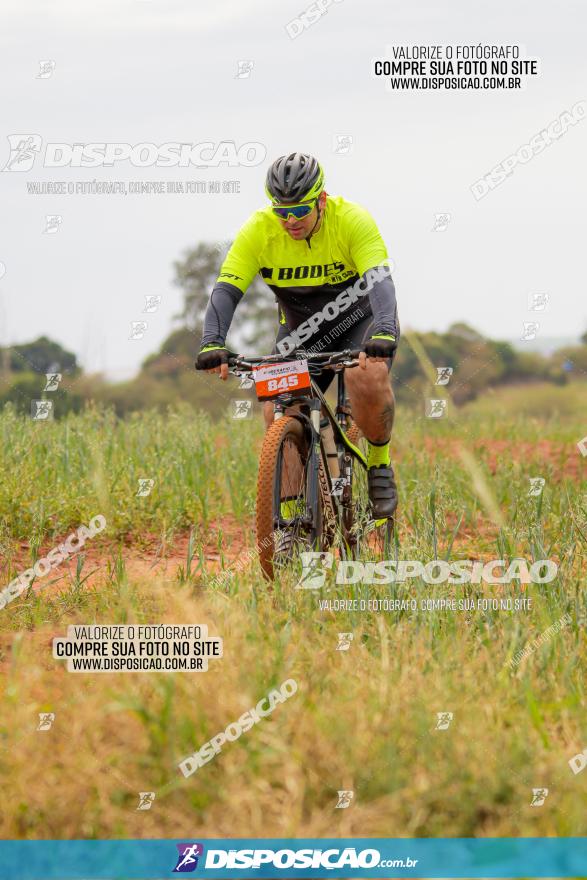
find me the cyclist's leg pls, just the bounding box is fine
[333,316,396,438]
[337,315,399,517]
[345,358,395,442]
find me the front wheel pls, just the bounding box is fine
[256,415,327,581]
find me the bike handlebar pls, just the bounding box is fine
[228,349,363,371]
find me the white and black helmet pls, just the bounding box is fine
[265,152,325,204]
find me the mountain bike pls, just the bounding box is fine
[228,350,395,581]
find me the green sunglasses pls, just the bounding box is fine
[271,199,317,220]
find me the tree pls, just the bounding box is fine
[391,325,562,407]
[6,336,80,375]
[173,242,277,353]
[446,322,485,342]
[141,327,198,378]
[174,243,224,338]
[0,372,85,416]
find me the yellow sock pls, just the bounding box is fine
[367,439,391,469]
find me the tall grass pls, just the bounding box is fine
[0,393,586,839]
[0,403,261,546]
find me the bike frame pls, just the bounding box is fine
[229,350,370,545]
[272,368,368,542]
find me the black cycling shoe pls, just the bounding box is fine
[367,464,398,519]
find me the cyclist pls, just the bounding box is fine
[195,152,399,519]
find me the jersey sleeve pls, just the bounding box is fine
[216,216,262,294]
[343,204,389,276]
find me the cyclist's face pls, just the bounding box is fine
[279,191,326,240]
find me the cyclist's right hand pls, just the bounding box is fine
[195,345,229,379]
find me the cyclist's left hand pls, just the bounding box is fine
[363,334,397,363]
[195,344,230,380]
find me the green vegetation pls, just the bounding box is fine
[0,393,585,838]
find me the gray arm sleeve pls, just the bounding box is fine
[200,282,244,348]
[367,268,399,339]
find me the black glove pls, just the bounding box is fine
[364,334,397,358]
[195,345,229,371]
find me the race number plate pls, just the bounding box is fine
[253,359,311,401]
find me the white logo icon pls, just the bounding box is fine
[238,374,254,389]
[577,437,587,458]
[37,60,56,79]
[333,135,353,155]
[427,399,447,419]
[435,367,453,385]
[336,632,353,651]
[432,213,451,231]
[530,788,549,806]
[521,322,539,341]
[296,552,334,589]
[44,373,62,391]
[37,712,55,731]
[330,476,349,498]
[232,400,252,419]
[136,791,156,810]
[31,400,53,420]
[44,215,62,234]
[528,293,549,311]
[235,60,254,78]
[175,845,202,871]
[136,478,155,497]
[2,134,43,172]
[335,790,354,809]
[435,712,453,730]
[143,295,161,313]
[129,321,148,340]
[528,477,545,497]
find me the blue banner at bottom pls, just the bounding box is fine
[0,838,586,880]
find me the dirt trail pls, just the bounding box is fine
[0,515,252,599]
[1,437,580,604]
[420,437,584,479]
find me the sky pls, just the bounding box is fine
[0,0,585,378]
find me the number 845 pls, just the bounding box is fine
[267,375,299,391]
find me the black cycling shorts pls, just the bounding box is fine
[272,310,399,394]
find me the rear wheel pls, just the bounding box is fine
[256,415,327,581]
